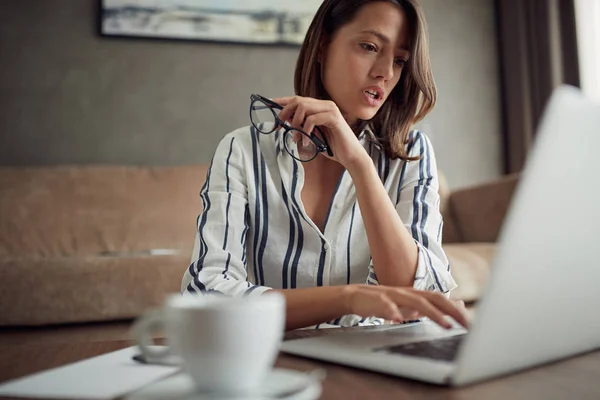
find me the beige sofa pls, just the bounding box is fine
[438,173,519,303]
[0,166,206,326]
[0,165,518,328]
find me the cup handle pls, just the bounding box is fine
[130,308,170,362]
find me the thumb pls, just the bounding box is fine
[302,134,311,148]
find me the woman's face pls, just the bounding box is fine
[321,2,411,126]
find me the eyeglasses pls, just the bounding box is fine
[249,94,333,162]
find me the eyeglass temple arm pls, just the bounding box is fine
[312,128,333,157]
[254,94,283,110]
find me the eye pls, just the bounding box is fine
[360,43,377,53]
[394,57,407,67]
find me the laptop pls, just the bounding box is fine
[280,85,600,386]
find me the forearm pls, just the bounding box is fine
[347,157,418,287]
[268,286,350,331]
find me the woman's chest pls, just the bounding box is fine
[300,181,338,233]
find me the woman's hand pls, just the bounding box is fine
[273,96,369,170]
[342,284,470,329]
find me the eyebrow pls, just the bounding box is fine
[359,30,410,53]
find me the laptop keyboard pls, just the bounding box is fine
[376,334,467,362]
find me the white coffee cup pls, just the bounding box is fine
[131,292,286,395]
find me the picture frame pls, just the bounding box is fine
[100,0,322,46]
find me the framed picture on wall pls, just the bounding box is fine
[100,0,322,46]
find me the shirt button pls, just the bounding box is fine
[324,243,329,251]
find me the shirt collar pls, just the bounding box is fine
[358,126,383,151]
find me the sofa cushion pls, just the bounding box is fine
[444,243,495,303]
[448,174,519,243]
[0,166,208,258]
[0,254,190,326]
[0,245,493,326]
[438,170,463,244]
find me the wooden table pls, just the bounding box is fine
[1,326,600,400]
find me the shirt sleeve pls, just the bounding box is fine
[394,131,457,295]
[181,133,272,297]
[318,132,457,327]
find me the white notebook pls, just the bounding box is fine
[0,346,178,399]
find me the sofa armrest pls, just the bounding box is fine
[447,174,520,243]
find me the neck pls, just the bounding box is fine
[347,118,366,137]
[341,110,359,132]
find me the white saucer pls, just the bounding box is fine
[126,368,323,400]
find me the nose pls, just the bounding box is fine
[371,53,395,82]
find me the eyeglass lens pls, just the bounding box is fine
[251,98,318,161]
[250,99,278,134]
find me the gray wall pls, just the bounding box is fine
[420,0,502,188]
[0,0,501,189]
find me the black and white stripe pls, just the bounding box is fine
[182,126,457,325]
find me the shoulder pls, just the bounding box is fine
[401,130,439,184]
[211,125,257,159]
[381,130,436,169]
[214,125,277,156]
[382,130,439,185]
[366,129,435,162]
[217,125,253,149]
[204,127,259,183]
[404,130,436,158]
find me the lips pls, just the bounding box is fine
[362,85,385,107]
[363,85,384,101]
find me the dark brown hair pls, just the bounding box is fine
[294,0,436,160]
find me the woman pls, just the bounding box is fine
[182,0,468,331]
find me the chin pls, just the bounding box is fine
[353,107,379,122]
[337,100,379,123]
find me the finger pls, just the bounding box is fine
[419,291,469,328]
[280,97,335,125]
[272,96,295,106]
[302,133,311,148]
[453,300,466,309]
[277,106,296,127]
[292,131,301,144]
[399,307,420,320]
[274,96,321,106]
[292,103,306,132]
[303,112,333,138]
[276,99,298,124]
[389,290,452,329]
[369,292,404,321]
[383,301,405,322]
[421,292,470,328]
[392,312,407,323]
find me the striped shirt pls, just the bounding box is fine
[181,126,457,327]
